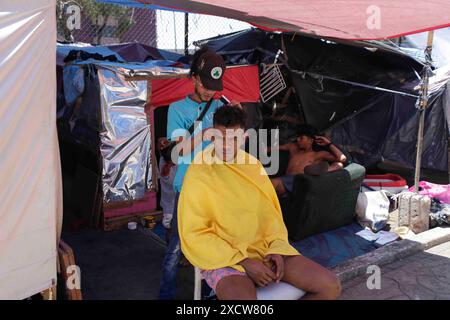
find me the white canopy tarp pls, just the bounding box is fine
[0,0,61,299]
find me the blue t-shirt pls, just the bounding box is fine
[167,96,222,192]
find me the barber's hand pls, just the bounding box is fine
[314,136,331,146]
[239,258,276,287]
[264,254,284,283]
[158,137,171,150]
[229,100,243,109]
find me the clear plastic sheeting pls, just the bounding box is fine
[98,67,152,203]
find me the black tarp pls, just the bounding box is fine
[194,28,281,65]
[198,29,449,172]
[283,35,423,130]
[331,85,448,171]
[57,42,184,66]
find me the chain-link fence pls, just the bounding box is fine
[57,0,250,53]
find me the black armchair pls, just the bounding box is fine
[278,163,366,241]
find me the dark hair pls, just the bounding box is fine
[296,124,318,139]
[213,105,247,128]
[189,46,210,78]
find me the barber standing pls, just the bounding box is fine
[158,47,240,299]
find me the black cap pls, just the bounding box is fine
[195,50,226,91]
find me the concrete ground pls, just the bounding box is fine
[340,240,450,300]
[63,227,194,300]
[62,222,450,300]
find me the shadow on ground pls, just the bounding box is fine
[63,227,194,300]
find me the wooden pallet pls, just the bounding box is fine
[103,209,163,231]
[58,240,82,300]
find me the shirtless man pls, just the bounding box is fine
[269,125,347,196]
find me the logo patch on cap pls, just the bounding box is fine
[211,67,223,80]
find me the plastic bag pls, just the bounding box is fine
[355,190,390,232]
[409,181,450,204]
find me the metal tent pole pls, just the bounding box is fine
[184,13,189,56]
[414,31,434,192]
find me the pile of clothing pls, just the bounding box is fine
[430,198,450,227]
[411,181,450,227]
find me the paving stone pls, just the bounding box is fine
[341,241,450,300]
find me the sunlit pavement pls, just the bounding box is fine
[340,241,450,300]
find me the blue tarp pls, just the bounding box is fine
[57,43,125,63]
[291,223,379,268]
[66,59,187,71]
[95,0,185,12]
[195,28,265,55]
[195,28,278,65]
[57,42,185,66]
[152,222,380,269]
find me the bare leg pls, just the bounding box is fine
[270,177,287,196]
[215,275,257,300]
[281,255,341,300]
[328,162,344,172]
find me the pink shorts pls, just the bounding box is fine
[200,267,247,291]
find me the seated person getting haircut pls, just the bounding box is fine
[269,125,347,197]
[178,106,341,300]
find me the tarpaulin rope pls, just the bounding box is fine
[270,48,420,98]
[289,69,420,98]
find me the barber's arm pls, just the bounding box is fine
[175,128,209,156]
[167,105,185,143]
[167,105,208,157]
[228,99,243,109]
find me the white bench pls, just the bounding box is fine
[194,267,306,300]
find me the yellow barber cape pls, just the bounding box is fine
[178,145,299,272]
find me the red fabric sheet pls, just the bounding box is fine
[137,0,450,40]
[103,192,157,218]
[151,65,260,107]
